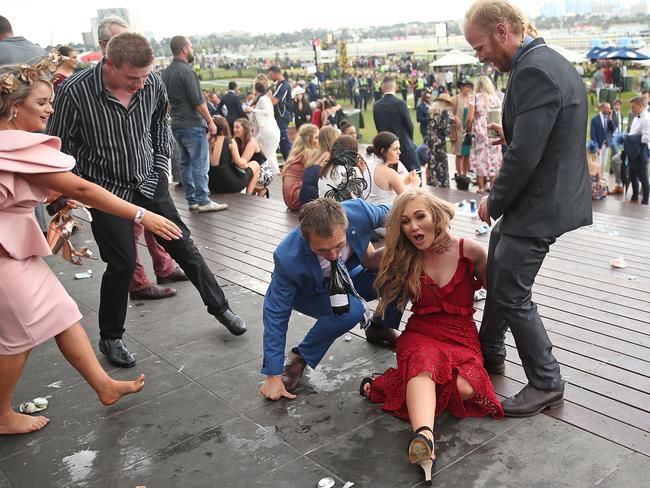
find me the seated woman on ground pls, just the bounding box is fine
[365,131,420,207]
[321,98,344,128]
[298,126,339,207]
[281,123,320,211]
[208,115,261,195]
[361,189,503,485]
[587,141,608,200]
[338,119,358,140]
[318,135,369,202]
[230,117,273,197]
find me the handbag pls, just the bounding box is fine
[47,206,96,265]
[462,131,473,147]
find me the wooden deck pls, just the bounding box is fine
[170,180,650,457]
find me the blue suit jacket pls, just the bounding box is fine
[262,199,390,375]
[590,114,614,149]
[623,134,649,168]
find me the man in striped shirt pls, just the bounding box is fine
[48,32,247,368]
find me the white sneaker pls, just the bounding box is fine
[198,200,228,212]
[189,204,199,210]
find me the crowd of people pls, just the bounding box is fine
[0,0,647,485]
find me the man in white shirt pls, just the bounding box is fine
[627,96,650,204]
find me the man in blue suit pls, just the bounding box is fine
[260,198,402,400]
[590,102,615,177]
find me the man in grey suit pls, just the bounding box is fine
[464,0,592,417]
[373,76,420,178]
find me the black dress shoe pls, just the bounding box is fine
[502,383,564,417]
[215,308,247,336]
[156,266,188,285]
[129,284,176,300]
[281,351,306,391]
[483,356,506,375]
[99,339,136,368]
[365,325,400,348]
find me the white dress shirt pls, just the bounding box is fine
[628,110,650,146]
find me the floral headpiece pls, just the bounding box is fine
[0,50,66,95]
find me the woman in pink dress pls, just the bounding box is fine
[469,75,503,193]
[0,61,182,435]
[360,189,503,485]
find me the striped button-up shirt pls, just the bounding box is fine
[48,59,172,201]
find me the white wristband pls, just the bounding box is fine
[134,207,146,224]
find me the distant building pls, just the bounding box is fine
[81,7,143,47]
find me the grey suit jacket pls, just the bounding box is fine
[489,37,592,237]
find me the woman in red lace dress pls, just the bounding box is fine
[361,188,503,484]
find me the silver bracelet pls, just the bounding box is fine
[134,207,146,224]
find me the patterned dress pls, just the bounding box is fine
[469,94,503,178]
[369,239,504,421]
[425,109,455,187]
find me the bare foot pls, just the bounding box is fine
[97,374,145,406]
[0,410,49,435]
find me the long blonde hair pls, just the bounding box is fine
[282,123,319,176]
[375,189,455,317]
[305,126,338,169]
[464,0,538,38]
[475,74,496,98]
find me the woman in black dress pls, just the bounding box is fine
[208,116,260,194]
[230,118,273,197]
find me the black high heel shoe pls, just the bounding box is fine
[359,377,373,397]
[408,426,436,485]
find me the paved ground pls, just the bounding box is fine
[2,174,649,488]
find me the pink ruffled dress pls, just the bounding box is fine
[0,131,82,355]
[369,238,504,420]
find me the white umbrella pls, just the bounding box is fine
[430,50,479,67]
[637,47,650,66]
[548,45,586,64]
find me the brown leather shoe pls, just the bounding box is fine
[607,185,623,195]
[129,284,176,300]
[156,266,188,284]
[501,383,564,417]
[365,326,400,348]
[483,356,506,375]
[281,351,306,391]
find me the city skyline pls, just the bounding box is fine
[2,0,649,48]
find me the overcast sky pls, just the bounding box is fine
[2,0,519,47]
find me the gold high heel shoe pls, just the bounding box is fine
[408,426,436,485]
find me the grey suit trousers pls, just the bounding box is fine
[479,220,564,391]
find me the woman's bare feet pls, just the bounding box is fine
[97,374,145,406]
[0,410,49,435]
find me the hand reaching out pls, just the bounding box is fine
[478,196,491,225]
[141,212,183,241]
[487,123,505,146]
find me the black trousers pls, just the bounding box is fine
[90,171,228,340]
[629,158,649,204]
[479,220,564,391]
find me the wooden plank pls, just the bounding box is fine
[501,345,650,415]
[490,375,650,456]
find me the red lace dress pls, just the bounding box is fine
[369,239,504,420]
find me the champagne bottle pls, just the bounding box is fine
[330,260,350,314]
